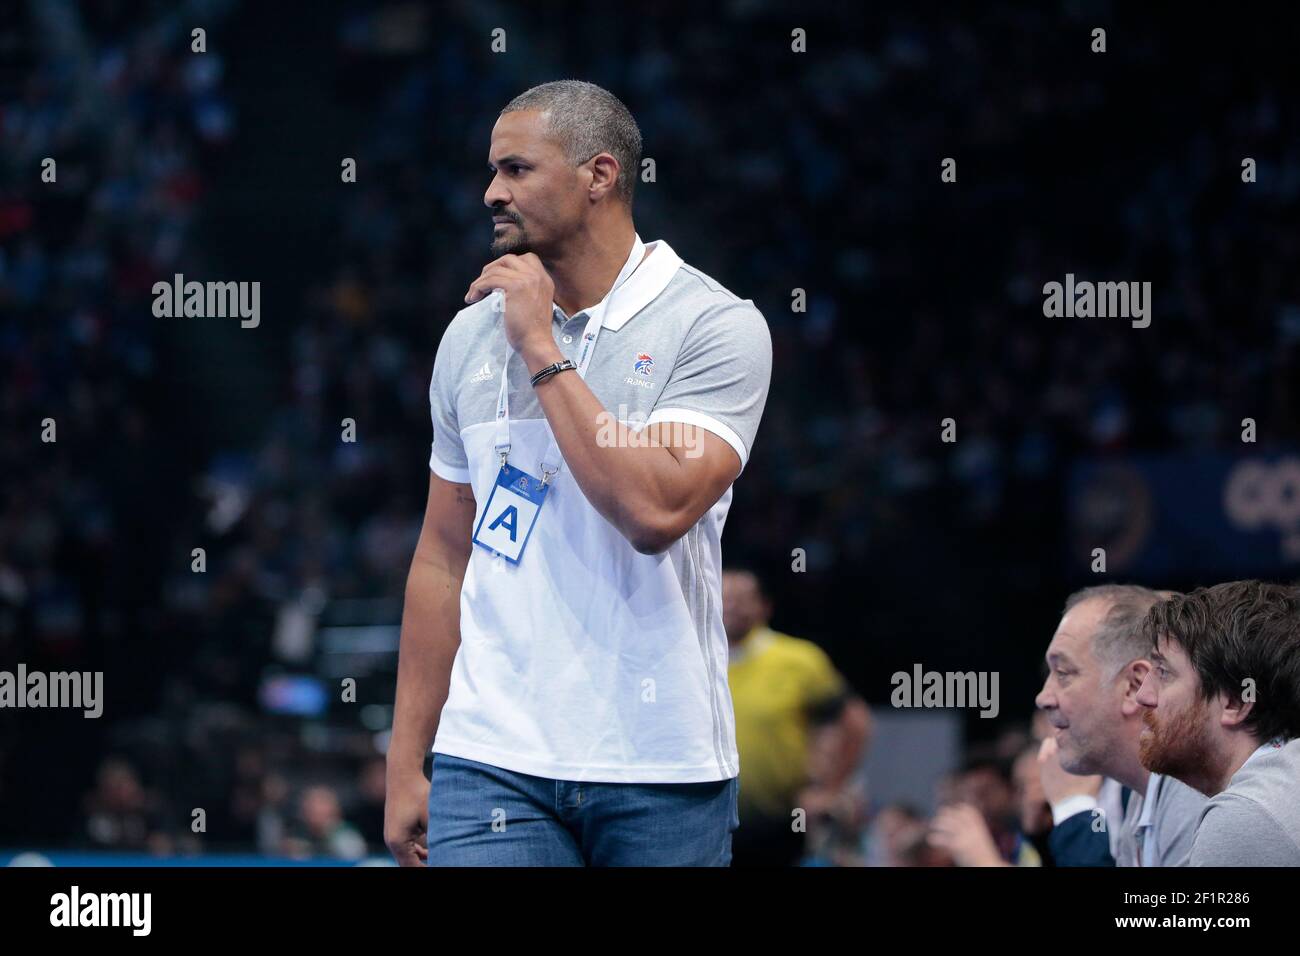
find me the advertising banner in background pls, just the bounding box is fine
[1068,452,1300,579]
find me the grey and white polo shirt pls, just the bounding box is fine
[426,234,772,783]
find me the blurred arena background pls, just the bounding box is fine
[1,0,1298,865]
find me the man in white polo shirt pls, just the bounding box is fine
[384,80,772,866]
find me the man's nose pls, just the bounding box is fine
[484,179,510,209]
[1034,678,1054,711]
[1135,671,1157,708]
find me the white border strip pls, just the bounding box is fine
[430,450,471,484]
[646,407,748,472]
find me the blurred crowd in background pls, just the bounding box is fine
[2,0,1297,862]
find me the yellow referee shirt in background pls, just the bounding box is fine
[727,625,848,821]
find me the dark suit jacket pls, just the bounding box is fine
[1048,787,1130,867]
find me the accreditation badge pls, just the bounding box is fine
[471,463,549,564]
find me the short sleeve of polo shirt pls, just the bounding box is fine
[645,300,773,474]
[428,321,471,484]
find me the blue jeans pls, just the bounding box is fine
[426,753,739,866]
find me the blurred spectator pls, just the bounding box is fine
[724,566,871,866]
[352,756,388,854]
[865,803,952,867]
[1013,741,1054,864]
[930,752,1041,866]
[282,785,366,861]
[83,757,166,852]
[256,772,293,857]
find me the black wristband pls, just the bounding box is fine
[530,359,577,387]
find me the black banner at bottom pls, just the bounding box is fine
[0,865,1287,941]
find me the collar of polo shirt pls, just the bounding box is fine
[550,237,684,332]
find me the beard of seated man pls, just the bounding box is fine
[1138,697,1215,785]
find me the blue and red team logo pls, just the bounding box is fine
[633,352,654,376]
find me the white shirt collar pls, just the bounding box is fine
[1238,736,1288,775]
[550,234,682,332]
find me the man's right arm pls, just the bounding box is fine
[384,472,476,865]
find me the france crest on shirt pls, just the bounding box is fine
[472,462,549,564]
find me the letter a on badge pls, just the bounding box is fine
[489,505,518,541]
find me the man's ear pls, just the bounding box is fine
[586,153,620,203]
[1119,659,1151,717]
[1219,690,1254,731]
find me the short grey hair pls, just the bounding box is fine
[500,80,642,207]
[1063,584,1170,677]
